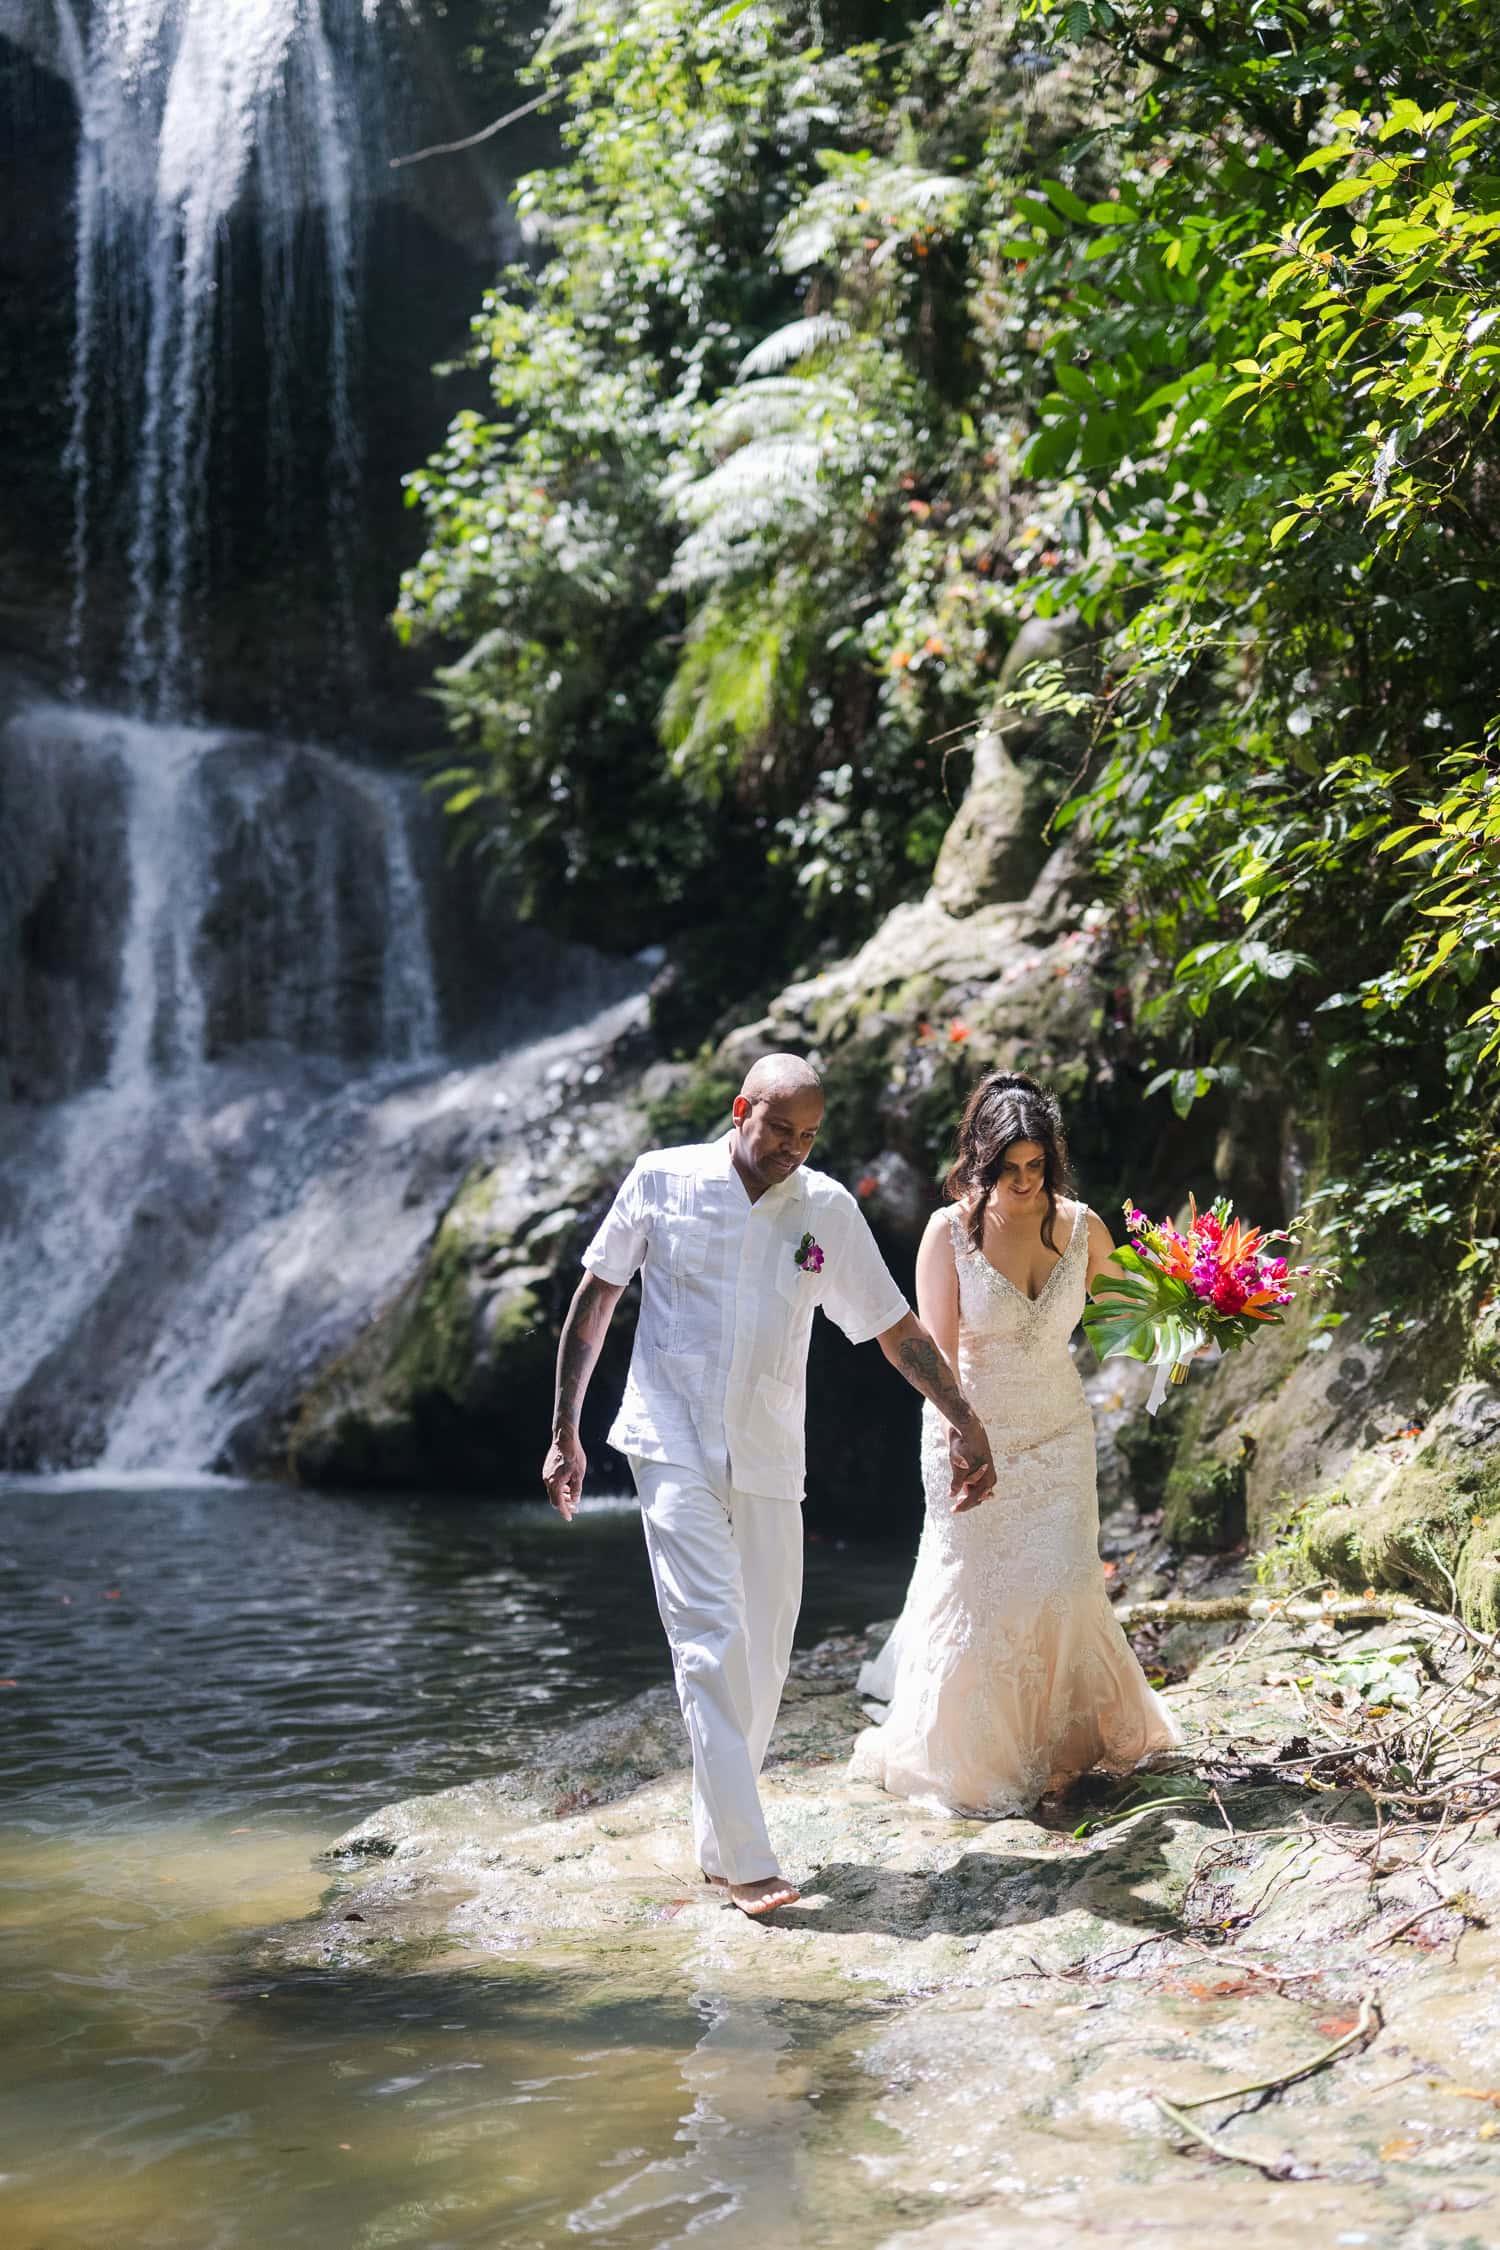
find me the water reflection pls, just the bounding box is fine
[568,1938,804,2242]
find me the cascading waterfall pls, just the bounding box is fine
[52,0,382,716]
[0,682,648,1480]
[0,6,652,1484]
[0,689,453,1463]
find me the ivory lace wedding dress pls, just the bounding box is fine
[850,1201,1181,1816]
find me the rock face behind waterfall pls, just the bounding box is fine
[0,699,129,1102]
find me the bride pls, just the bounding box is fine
[850,1070,1181,1816]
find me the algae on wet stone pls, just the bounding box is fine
[1162,1446,1250,1555]
[1302,1394,1500,1631]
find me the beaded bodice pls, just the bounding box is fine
[952,1198,1087,1348]
[935,1199,1091,1448]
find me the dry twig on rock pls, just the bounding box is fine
[1152,2093,1319,2181]
[1163,1993,1382,2117]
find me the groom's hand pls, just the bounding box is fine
[543,1426,587,1521]
[948,1415,996,1512]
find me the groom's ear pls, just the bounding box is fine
[731,1095,750,1124]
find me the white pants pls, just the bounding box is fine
[631,1457,804,1884]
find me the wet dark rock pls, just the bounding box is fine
[0,695,130,1101]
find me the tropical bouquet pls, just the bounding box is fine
[1082,1197,1319,1413]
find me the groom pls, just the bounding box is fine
[541,1054,996,1916]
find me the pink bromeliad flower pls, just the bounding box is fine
[1085,1189,1333,1398]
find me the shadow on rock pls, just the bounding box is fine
[794,1798,1255,1941]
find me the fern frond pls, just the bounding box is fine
[776,163,969,273]
[738,314,851,379]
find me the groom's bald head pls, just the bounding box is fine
[739,1053,823,1107]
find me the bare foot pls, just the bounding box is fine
[728,1874,800,1917]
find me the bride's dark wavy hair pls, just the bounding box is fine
[944,1071,1073,1253]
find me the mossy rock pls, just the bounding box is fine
[1469,1299,1500,1387]
[1456,1514,1500,1634]
[1296,1389,1500,1627]
[1163,1448,1249,1553]
[1300,1497,1366,1588]
[1355,1462,1482,1608]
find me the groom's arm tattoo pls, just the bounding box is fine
[554,1275,623,1435]
[887,1320,974,1429]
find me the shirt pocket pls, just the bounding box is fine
[775,1249,819,1307]
[756,1372,799,1437]
[662,1220,707,1274]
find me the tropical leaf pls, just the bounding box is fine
[739,315,852,378]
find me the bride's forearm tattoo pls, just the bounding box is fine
[896,1330,973,1430]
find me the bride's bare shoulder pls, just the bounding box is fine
[921,1204,962,1253]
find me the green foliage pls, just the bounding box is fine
[1163,1450,1249,1554]
[1082,1243,1210,1369]
[397,0,1016,970]
[643,1062,739,1146]
[401,0,1500,1275]
[1002,0,1500,1257]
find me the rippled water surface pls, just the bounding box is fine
[0,1482,913,2248]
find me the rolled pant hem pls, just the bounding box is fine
[701,1854,785,1885]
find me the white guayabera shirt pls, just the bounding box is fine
[583,1134,910,1500]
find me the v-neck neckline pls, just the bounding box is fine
[959,1200,1082,1306]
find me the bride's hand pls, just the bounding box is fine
[948,1417,996,1512]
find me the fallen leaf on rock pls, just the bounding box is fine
[1314,2015,1362,2038]
[1172,1976,1270,2000]
[1380,2136,1420,2159]
[1448,2086,1500,2109]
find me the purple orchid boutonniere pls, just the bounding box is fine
[794,1230,825,1275]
